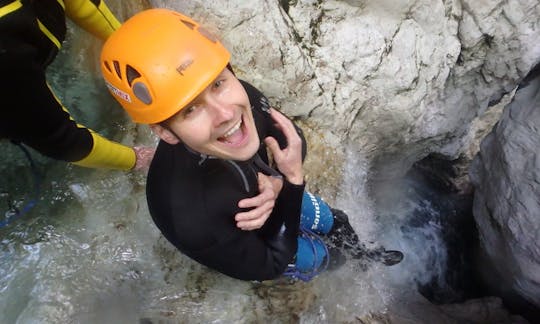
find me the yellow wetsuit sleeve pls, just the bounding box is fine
[44,83,135,170]
[62,1,133,169]
[73,132,136,170]
[64,0,121,40]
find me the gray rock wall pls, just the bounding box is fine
[470,64,540,309]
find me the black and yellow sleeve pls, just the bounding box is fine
[64,0,121,40]
[73,131,136,170]
[46,83,136,170]
[1,51,135,170]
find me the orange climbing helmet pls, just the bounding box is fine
[100,8,231,124]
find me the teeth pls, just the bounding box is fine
[223,120,242,138]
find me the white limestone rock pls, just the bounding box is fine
[470,65,540,309]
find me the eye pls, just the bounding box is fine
[213,79,224,89]
[182,105,197,117]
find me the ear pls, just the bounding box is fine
[150,124,181,145]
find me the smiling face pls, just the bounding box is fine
[151,68,260,161]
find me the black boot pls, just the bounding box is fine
[321,208,357,271]
[327,208,361,249]
[379,250,404,266]
[364,246,404,266]
[327,208,404,267]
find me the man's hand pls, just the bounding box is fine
[133,146,156,171]
[235,173,283,230]
[264,108,304,185]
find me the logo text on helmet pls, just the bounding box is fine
[176,59,194,76]
[106,82,132,103]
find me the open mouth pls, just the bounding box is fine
[217,116,248,146]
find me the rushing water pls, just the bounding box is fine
[0,15,479,324]
[371,157,482,305]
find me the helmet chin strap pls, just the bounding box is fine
[226,63,235,75]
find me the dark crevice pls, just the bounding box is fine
[278,0,289,14]
[405,154,483,304]
[372,154,486,304]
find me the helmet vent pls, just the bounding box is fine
[197,27,217,43]
[180,19,195,30]
[113,61,122,79]
[103,61,112,73]
[126,65,141,87]
[133,82,152,105]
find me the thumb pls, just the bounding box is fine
[257,172,270,189]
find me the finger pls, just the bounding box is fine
[269,109,298,139]
[257,173,274,192]
[237,190,274,211]
[238,189,272,208]
[268,125,301,155]
[237,219,264,230]
[264,136,283,159]
[268,176,284,193]
[235,203,271,224]
[237,195,262,210]
[237,179,272,210]
[236,210,272,230]
[236,192,275,219]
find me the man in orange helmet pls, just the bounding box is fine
[0,0,154,170]
[101,8,403,281]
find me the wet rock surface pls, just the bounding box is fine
[470,64,540,320]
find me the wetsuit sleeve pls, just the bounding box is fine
[73,131,135,169]
[1,50,135,170]
[64,0,121,40]
[46,83,136,170]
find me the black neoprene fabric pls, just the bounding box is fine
[146,81,307,281]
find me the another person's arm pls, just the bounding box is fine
[2,57,137,170]
[63,0,155,169]
[64,0,120,40]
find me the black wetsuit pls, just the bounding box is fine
[0,0,135,169]
[147,81,307,281]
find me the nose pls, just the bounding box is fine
[206,96,234,127]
